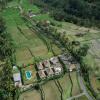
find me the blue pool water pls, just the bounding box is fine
[26,71,32,80]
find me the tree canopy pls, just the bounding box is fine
[34,0,100,27]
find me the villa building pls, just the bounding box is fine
[43,60,51,68]
[36,62,44,70]
[68,64,76,72]
[13,73,22,87]
[50,57,59,65]
[45,68,54,77]
[13,66,22,87]
[38,70,46,79]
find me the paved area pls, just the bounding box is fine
[67,93,85,100]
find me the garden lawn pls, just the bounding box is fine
[21,65,37,85]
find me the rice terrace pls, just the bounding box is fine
[0,0,100,100]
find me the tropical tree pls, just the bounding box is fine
[0,60,15,100]
[0,17,6,33]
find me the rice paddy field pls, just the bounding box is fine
[2,7,61,66]
[19,90,41,100]
[42,80,61,100]
[58,73,72,99]
[2,0,100,99]
[19,71,81,100]
[21,0,40,13]
[70,72,81,96]
[55,21,100,94]
[40,72,81,100]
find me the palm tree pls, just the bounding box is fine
[0,17,6,33]
[0,0,7,9]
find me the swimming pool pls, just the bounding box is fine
[25,71,32,80]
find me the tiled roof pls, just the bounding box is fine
[45,68,54,76]
[38,70,46,79]
[37,62,44,70]
[50,57,59,64]
[43,60,50,68]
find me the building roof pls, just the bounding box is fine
[55,63,62,67]
[13,73,21,82]
[69,64,76,71]
[53,67,62,74]
[13,65,20,73]
[50,57,59,64]
[59,54,76,64]
[37,62,44,70]
[43,60,50,68]
[62,60,70,65]
[45,68,54,76]
[59,54,69,61]
[28,10,36,18]
[38,70,46,79]
[15,81,22,87]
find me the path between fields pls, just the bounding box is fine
[66,64,93,100]
[76,64,93,100]
[67,92,85,100]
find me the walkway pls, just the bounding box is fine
[67,93,85,100]
[76,64,93,100]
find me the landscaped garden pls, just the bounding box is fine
[21,64,37,85]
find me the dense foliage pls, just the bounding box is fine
[0,17,15,100]
[0,17,14,60]
[34,0,100,28]
[0,0,13,9]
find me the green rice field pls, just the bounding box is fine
[2,7,61,66]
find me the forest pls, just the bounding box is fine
[34,0,100,27]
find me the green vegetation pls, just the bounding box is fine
[51,20,100,98]
[58,73,72,99]
[33,13,51,21]
[0,16,15,99]
[2,7,62,66]
[75,95,88,100]
[21,0,40,13]
[70,72,81,96]
[1,0,99,100]
[42,80,61,100]
[21,65,37,85]
[34,0,100,28]
[19,90,41,100]
[38,72,81,100]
